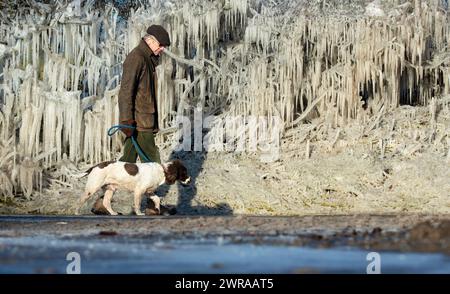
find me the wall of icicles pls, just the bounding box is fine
[0,0,449,199]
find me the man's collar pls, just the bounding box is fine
[138,38,154,57]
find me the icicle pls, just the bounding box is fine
[2,0,450,199]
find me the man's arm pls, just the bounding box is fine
[118,53,144,135]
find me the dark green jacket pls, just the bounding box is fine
[118,39,159,132]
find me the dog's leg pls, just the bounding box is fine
[103,189,118,215]
[149,195,161,214]
[75,191,95,215]
[134,191,145,216]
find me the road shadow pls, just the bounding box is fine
[155,149,233,216]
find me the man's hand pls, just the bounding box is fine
[121,119,136,137]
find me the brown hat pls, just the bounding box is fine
[146,25,171,47]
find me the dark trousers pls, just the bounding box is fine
[119,131,161,164]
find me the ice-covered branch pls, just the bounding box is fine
[163,49,219,73]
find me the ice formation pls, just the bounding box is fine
[0,0,449,201]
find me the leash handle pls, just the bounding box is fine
[108,125,152,163]
[107,124,134,136]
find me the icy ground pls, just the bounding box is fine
[1,215,449,273]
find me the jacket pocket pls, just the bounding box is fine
[135,111,155,129]
[135,90,155,114]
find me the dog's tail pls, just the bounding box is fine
[82,165,96,176]
[69,166,97,179]
[71,171,90,178]
[78,161,115,178]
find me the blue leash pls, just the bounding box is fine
[108,125,151,162]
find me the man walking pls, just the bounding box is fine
[118,25,171,163]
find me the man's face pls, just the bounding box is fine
[148,37,165,56]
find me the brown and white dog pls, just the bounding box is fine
[75,160,190,216]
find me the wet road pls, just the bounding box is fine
[1,215,449,273]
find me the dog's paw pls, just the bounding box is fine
[161,205,177,216]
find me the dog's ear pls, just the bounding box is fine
[172,159,183,168]
[174,160,189,180]
[164,162,178,185]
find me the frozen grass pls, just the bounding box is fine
[3,96,449,215]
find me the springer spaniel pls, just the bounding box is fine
[75,160,190,216]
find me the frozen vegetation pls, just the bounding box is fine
[0,0,449,215]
